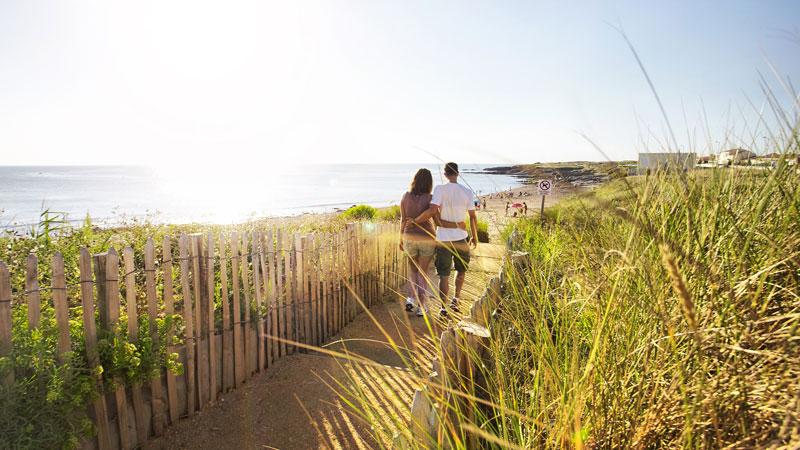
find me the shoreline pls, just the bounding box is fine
[3,162,613,233]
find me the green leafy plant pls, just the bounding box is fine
[341,204,377,221]
[376,205,401,222]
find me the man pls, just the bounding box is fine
[408,162,478,317]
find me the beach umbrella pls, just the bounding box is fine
[512,203,523,208]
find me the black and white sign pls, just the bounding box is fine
[537,179,552,196]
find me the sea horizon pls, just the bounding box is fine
[0,163,523,230]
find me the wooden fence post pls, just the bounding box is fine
[219,233,233,392]
[276,230,286,357]
[252,232,264,372]
[240,232,253,377]
[310,234,319,347]
[321,233,330,342]
[287,234,296,354]
[162,237,180,426]
[297,235,306,351]
[51,253,71,364]
[206,233,217,400]
[94,249,131,449]
[123,247,148,441]
[79,249,112,450]
[230,233,244,387]
[267,230,278,364]
[25,254,39,329]
[145,239,166,436]
[178,235,196,416]
[258,231,270,367]
[0,262,13,388]
[190,234,209,405]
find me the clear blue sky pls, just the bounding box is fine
[1,0,798,167]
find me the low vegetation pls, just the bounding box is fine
[488,163,799,448]
[0,207,399,448]
[342,151,799,448]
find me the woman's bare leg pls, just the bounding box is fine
[416,256,433,310]
[407,257,421,307]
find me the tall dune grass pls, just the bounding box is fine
[489,159,799,448]
[336,128,799,447]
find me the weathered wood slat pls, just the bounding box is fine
[190,234,208,406]
[0,262,13,388]
[230,233,244,387]
[322,233,330,342]
[267,230,278,364]
[206,233,217,401]
[179,235,196,416]
[252,232,264,372]
[258,231,270,367]
[123,247,148,442]
[79,250,111,450]
[219,233,233,391]
[285,235,294,354]
[99,249,131,450]
[240,232,252,376]
[25,254,39,328]
[162,237,180,426]
[145,239,165,436]
[276,230,286,356]
[308,235,316,347]
[51,253,70,363]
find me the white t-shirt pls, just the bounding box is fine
[431,182,475,242]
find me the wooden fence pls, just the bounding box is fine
[0,222,404,450]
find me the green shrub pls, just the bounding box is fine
[466,216,490,242]
[376,205,401,222]
[341,204,376,221]
[0,302,182,449]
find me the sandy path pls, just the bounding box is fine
[144,172,592,450]
[145,243,505,450]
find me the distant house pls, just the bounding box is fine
[717,148,755,165]
[697,154,716,164]
[762,152,798,164]
[638,152,696,174]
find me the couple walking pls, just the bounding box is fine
[399,162,478,318]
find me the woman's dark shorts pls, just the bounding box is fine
[434,239,470,276]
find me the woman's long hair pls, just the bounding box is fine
[410,168,433,195]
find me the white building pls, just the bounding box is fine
[638,152,696,174]
[717,148,755,165]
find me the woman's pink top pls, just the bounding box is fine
[401,192,435,239]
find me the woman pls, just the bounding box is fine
[400,168,436,316]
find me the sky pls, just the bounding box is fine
[1,0,798,167]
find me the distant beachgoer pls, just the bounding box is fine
[523,202,528,215]
[482,199,486,209]
[505,201,510,216]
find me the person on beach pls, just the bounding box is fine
[505,201,510,216]
[409,162,478,318]
[523,202,528,215]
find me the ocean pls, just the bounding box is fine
[0,164,522,229]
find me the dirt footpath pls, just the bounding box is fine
[145,172,597,450]
[145,241,504,450]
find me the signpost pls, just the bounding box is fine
[537,180,552,219]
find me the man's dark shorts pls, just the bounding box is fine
[435,239,470,276]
